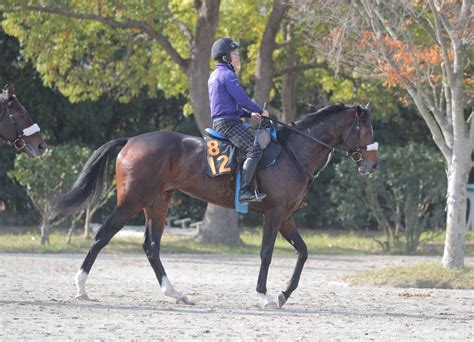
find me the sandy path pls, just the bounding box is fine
[0,253,472,341]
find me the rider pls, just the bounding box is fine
[208,37,269,203]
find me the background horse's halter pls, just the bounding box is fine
[0,98,41,151]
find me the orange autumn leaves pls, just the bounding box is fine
[360,31,443,88]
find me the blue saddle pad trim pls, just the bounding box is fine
[205,128,227,140]
[235,171,249,214]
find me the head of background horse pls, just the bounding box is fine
[341,103,378,174]
[0,84,46,158]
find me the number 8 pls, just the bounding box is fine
[207,140,220,156]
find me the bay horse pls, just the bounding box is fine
[53,103,378,309]
[0,84,45,158]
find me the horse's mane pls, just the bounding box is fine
[295,103,352,129]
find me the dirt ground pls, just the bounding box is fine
[0,253,472,341]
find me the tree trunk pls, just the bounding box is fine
[67,217,78,244]
[40,221,49,245]
[187,0,241,245]
[442,148,470,268]
[198,203,242,245]
[254,0,289,105]
[281,68,298,122]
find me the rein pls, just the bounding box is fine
[266,115,377,159]
[0,99,41,151]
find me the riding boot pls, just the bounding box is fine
[239,158,267,203]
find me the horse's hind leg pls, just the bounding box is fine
[75,205,139,299]
[277,216,308,308]
[143,193,193,305]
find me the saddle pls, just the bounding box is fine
[204,124,282,177]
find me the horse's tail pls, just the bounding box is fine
[51,138,128,219]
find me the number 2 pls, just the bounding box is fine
[217,155,231,173]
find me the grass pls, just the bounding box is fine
[345,262,474,289]
[0,230,381,255]
[0,229,472,256]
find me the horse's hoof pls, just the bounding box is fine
[75,293,90,301]
[263,301,278,310]
[277,292,287,308]
[259,293,278,310]
[176,296,195,305]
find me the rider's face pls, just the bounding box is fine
[231,50,240,71]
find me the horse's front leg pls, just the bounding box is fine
[277,216,308,308]
[256,207,284,309]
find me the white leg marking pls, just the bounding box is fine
[161,276,194,305]
[259,293,278,310]
[75,270,89,300]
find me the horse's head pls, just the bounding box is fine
[0,84,46,158]
[342,103,378,174]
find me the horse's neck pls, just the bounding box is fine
[291,111,350,174]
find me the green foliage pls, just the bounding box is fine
[1,1,198,105]
[8,144,92,217]
[0,149,38,225]
[328,143,447,254]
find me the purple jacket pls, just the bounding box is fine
[208,63,263,122]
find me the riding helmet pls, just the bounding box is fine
[211,38,239,61]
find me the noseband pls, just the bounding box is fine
[0,99,41,151]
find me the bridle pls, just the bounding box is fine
[0,97,41,152]
[265,108,379,182]
[278,113,378,162]
[339,114,379,162]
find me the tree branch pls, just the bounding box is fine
[418,86,453,148]
[407,87,452,162]
[428,0,454,87]
[108,33,147,91]
[163,3,194,43]
[11,4,190,72]
[469,109,474,146]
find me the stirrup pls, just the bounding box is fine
[239,190,266,203]
[253,190,267,202]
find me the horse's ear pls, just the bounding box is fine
[355,105,364,117]
[6,83,14,100]
[365,102,371,112]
